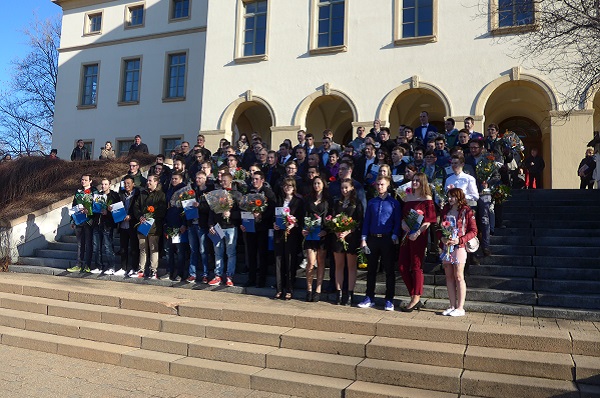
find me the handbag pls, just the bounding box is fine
[461,209,480,254]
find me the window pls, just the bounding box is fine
[116,139,134,157]
[395,0,437,45]
[165,52,187,100]
[162,137,182,157]
[126,4,145,28]
[80,63,99,107]
[85,12,103,34]
[498,0,534,28]
[402,0,433,38]
[171,0,190,20]
[121,58,141,103]
[243,1,267,57]
[317,0,345,48]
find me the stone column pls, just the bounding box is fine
[269,125,302,149]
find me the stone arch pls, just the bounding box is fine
[376,79,453,125]
[473,69,559,116]
[218,92,277,143]
[292,85,359,129]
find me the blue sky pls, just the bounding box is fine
[0,1,62,85]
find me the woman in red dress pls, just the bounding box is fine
[398,172,437,312]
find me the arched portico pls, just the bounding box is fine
[377,78,453,134]
[292,85,358,144]
[218,92,276,144]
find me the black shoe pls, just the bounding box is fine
[401,301,423,312]
[346,291,354,306]
[312,292,320,302]
[340,291,348,306]
[306,291,313,302]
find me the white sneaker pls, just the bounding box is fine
[449,309,466,317]
[113,269,126,276]
[442,307,455,316]
[90,268,102,274]
[127,269,137,277]
[104,268,115,275]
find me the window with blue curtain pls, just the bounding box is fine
[498,0,534,28]
[402,0,433,38]
[317,0,345,48]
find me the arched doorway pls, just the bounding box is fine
[305,95,354,145]
[388,88,447,133]
[232,101,274,145]
[483,80,553,186]
[593,90,600,132]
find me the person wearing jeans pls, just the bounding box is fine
[187,170,214,283]
[208,172,241,287]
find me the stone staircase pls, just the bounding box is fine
[0,274,598,398]
[13,189,600,321]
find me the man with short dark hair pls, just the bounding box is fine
[90,178,121,275]
[414,111,439,145]
[67,174,98,273]
[128,135,149,156]
[279,143,292,164]
[464,117,484,140]
[71,140,90,161]
[305,133,317,155]
[321,129,342,152]
[264,150,284,185]
[123,159,147,188]
[115,175,140,276]
[444,118,459,148]
[348,126,367,153]
[196,134,212,160]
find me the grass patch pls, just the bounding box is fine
[0,155,155,224]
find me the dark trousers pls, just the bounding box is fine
[245,230,269,286]
[580,178,595,189]
[75,223,93,267]
[527,172,542,189]
[119,227,139,272]
[365,235,396,301]
[167,242,186,279]
[475,196,491,250]
[274,237,298,294]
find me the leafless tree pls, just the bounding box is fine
[475,0,600,111]
[0,14,60,157]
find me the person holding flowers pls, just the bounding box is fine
[208,173,241,287]
[90,178,120,275]
[439,188,477,317]
[398,172,437,312]
[187,170,214,283]
[273,177,304,300]
[330,178,363,305]
[163,173,188,281]
[68,174,98,273]
[240,171,276,288]
[302,175,331,302]
[115,175,140,277]
[133,175,167,279]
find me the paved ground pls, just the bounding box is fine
[0,344,300,398]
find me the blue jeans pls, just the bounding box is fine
[93,225,113,269]
[188,225,209,277]
[214,227,237,277]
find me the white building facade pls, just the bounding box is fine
[53,0,600,188]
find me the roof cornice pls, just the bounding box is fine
[52,0,118,11]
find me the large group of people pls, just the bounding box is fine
[66,115,594,317]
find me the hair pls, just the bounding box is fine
[253,170,265,180]
[285,160,298,169]
[239,133,249,142]
[381,127,391,135]
[147,174,159,183]
[197,134,205,140]
[392,146,406,155]
[305,133,314,140]
[134,134,142,139]
[404,126,413,134]
[424,149,436,157]
[375,147,391,164]
[130,159,139,166]
[340,159,354,171]
[451,154,466,165]
[227,154,239,163]
[171,172,184,180]
[469,139,483,147]
[322,129,333,138]
[447,187,468,208]
[309,175,330,201]
[279,142,290,150]
[412,173,432,197]
[379,164,391,177]
[375,175,391,184]
[465,116,475,124]
[122,175,135,184]
[413,146,425,154]
[50,148,58,154]
[405,164,418,173]
[586,146,594,153]
[339,178,357,203]
[434,135,446,143]
[195,170,207,178]
[329,149,340,158]
[81,173,91,180]
[281,177,297,195]
[295,146,307,155]
[488,123,499,131]
[221,172,233,181]
[156,154,165,160]
[446,118,455,126]
[420,111,429,116]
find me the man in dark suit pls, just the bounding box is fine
[128,135,149,156]
[414,111,438,145]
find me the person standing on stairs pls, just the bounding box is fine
[439,188,477,317]
[67,174,98,273]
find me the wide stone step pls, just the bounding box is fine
[433,287,537,305]
[435,275,533,291]
[490,236,532,246]
[479,255,532,266]
[503,206,600,214]
[535,246,600,257]
[424,298,534,317]
[504,199,600,207]
[532,237,600,247]
[503,213,600,221]
[17,258,72,269]
[36,249,78,260]
[461,370,579,398]
[485,245,534,256]
[537,267,600,281]
[534,279,600,295]
[537,293,600,310]
[61,235,120,245]
[47,242,79,251]
[533,228,600,238]
[467,265,535,278]
[531,220,600,229]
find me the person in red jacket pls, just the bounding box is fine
[439,187,478,317]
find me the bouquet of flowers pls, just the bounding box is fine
[281,207,297,242]
[357,247,368,269]
[395,184,412,202]
[438,215,458,264]
[74,188,94,224]
[92,193,109,214]
[476,155,499,192]
[323,213,358,251]
[492,184,512,204]
[177,188,196,204]
[240,193,268,214]
[165,226,180,239]
[303,214,322,244]
[232,167,247,181]
[500,130,525,155]
[204,189,234,222]
[401,209,424,246]
[431,179,448,208]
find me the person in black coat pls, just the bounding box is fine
[91,178,121,274]
[273,177,304,300]
[163,173,188,281]
[578,147,597,189]
[114,175,140,276]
